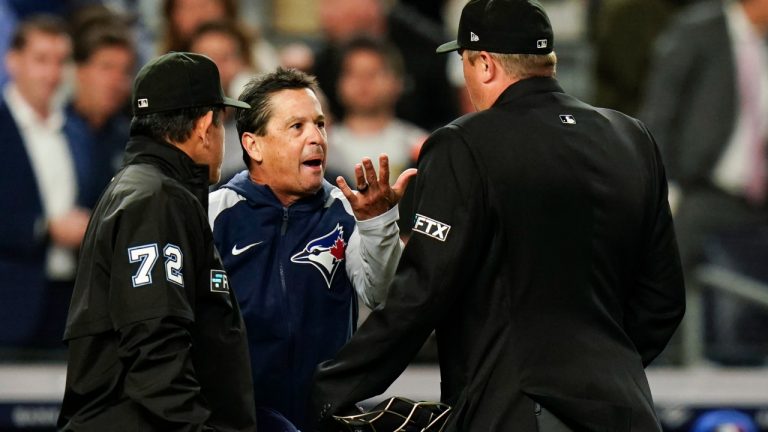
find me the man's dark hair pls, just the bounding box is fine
[10,14,69,51]
[339,35,405,78]
[130,106,224,144]
[71,7,135,64]
[236,68,319,167]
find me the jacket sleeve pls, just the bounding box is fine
[311,125,489,424]
[344,202,403,308]
[109,190,211,428]
[624,127,686,366]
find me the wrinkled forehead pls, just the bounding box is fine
[267,88,323,122]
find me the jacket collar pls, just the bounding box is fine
[123,135,210,206]
[225,170,331,211]
[492,76,564,108]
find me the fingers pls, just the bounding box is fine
[377,154,390,186]
[354,163,366,190]
[350,154,394,194]
[361,158,379,191]
[391,168,418,203]
[336,175,357,203]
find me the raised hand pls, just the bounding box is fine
[335,154,417,221]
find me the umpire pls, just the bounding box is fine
[58,52,257,431]
[311,0,686,431]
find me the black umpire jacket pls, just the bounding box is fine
[58,136,256,431]
[311,77,685,431]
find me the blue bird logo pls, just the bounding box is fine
[291,224,346,288]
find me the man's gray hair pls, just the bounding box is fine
[466,50,557,79]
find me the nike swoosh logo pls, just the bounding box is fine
[232,241,264,256]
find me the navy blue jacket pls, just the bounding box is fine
[210,171,401,430]
[0,98,48,345]
[63,103,128,209]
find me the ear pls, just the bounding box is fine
[241,131,264,164]
[195,110,215,146]
[478,51,495,84]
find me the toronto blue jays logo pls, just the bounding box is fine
[291,224,347,288]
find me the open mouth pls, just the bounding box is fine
[302,157,323,168]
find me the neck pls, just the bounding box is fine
[343,111,393,134]
[13,85,53,119]
[26,97,51,119]
[480,77,519,110]
[248,170,300,207]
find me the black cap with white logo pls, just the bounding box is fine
[436,0,554,55]
[132,52,250,116]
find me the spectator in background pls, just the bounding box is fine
[326,36,427,240]
[0,15,86,351]
[592,0,691,115]
[161,0,234,53]
[641,0,768,364]
[327,36,426,188]
[65,6,136,208]
[160,0,278,72]
[313,0,459,132]
[189,19,257,185]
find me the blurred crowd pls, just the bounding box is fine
[0,0,767,367]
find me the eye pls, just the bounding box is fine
[317,120,326,129]
[290,123,302,130]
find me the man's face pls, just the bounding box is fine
[171,0,227,40]
[190,31,244,94]
[253,88,327,204]
[338,49,401,116]
[318,0,384,42]
[76,45,134,117]
[7,30,71,113]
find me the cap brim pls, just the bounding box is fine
[223,96,251,109]
[436,40,461,54]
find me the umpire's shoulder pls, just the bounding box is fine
[595,105,652,137]
[420,111,484,155]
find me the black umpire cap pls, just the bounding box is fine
[436,0,554,55]
[132,51,250,116]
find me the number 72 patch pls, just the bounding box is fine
[128,243,184,287]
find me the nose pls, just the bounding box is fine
[309,123,326,145]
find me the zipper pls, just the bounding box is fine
[278,206,295,411]
[281,207,289,235]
